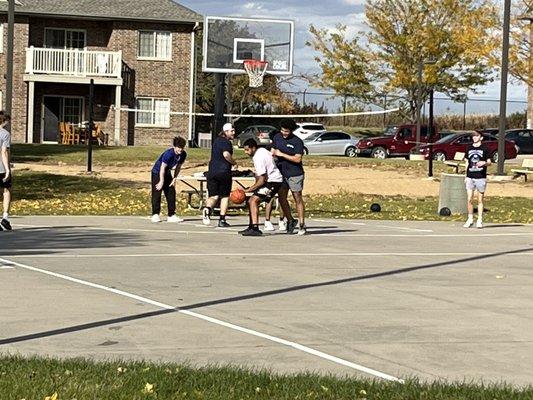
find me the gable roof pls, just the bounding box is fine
[0,0,202,23]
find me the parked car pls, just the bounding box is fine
[303,131,359,157]
[502,129,533,154]
[417,132,517,162]
[293,122,326,140]
[479,128,500,136]
[355,124,438,159]
[236,125,277,147]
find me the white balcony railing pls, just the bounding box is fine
[25,47,122,79]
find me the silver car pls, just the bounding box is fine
[303,131,359,157]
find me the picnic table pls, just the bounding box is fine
[176,173,256,209]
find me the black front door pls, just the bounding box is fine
[43,96,61,142]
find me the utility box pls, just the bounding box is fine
[438,173,468,215]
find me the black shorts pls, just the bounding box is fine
[207,171,232,197]
[0,173,12,189]
[253,181,281,203]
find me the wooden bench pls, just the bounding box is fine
[443,152,465,174]
[511,159,533,182]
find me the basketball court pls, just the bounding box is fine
[1,216,532,385]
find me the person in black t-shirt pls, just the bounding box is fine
[463,131,491,229]
[271,118,307,235]
[203,123,237,227]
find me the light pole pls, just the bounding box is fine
[497,0,511,175]
[415,60,423,152]
[6,0,15,117]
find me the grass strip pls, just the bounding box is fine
[9,173,533,224]
[0,356,531,400]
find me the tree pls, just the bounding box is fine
[307,0,500,120]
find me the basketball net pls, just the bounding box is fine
[243,59,268,88]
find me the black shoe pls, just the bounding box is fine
[241,228,263,237]
[0,219,12,231]
[217,220,231,228]
[286,219,298,234]
[239,226,254,235]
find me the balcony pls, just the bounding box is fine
[24,47,123,85]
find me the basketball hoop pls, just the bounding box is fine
[243,59,268,88]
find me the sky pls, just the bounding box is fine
[179,0,528,115]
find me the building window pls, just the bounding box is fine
[0,91,3,109]
[138,31,172,60]
[0,24,3,54]
[44,28,86,49]
[136,98,170,127]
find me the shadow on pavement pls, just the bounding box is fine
[1,246,531,346]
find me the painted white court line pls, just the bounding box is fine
[14,224,238,236]
[12,224,533,238]
[4,251,531,259]
[0,265,14,269]
[374,224,434,233]
[0,257,403,383]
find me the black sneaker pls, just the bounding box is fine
[217,220,231,228]
[286,219,298,234]
[241,228,263,237]
[239,227,254,235]
[0,219,12,231]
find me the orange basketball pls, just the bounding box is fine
[230,188,246,204]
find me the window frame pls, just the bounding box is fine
[44,27,87,49]
[135,97,171,128]
[137,30,173,61]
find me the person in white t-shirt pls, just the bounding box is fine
[239,140,283,236]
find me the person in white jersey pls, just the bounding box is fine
[239,140,283,236]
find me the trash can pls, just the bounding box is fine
[438,173,467,215]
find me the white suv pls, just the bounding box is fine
[293,122,326,140]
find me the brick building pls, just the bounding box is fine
[0,0,201,145]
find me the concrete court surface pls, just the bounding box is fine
[0,216,532,385]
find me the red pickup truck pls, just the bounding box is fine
[355,124,437,159]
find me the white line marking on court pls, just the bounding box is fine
[14,224,238,236]
[12,224,533,237]
[4,251,532,259]
[374,225,434,233]
[311,218,433,232]
[0,256,403,383]
[0,265,14,269]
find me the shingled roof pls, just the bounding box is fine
[0,0,202,23]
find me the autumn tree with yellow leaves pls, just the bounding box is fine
[307,0,500,120]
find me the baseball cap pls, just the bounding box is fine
[223,123,234,132]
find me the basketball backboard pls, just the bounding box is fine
[202,16,294,75]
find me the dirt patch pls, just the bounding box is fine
[14,162,533,198]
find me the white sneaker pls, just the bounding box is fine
[151,214,161,223]
[167,215,184,223]
[202,208,211,225]
[463,218,473,228]
[264,221,275,231]
[297,225,308,236]
[278,219,287,231]
[476,219,483,229]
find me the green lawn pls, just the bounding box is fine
[10,172,533,224]
[0,356,531,400]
